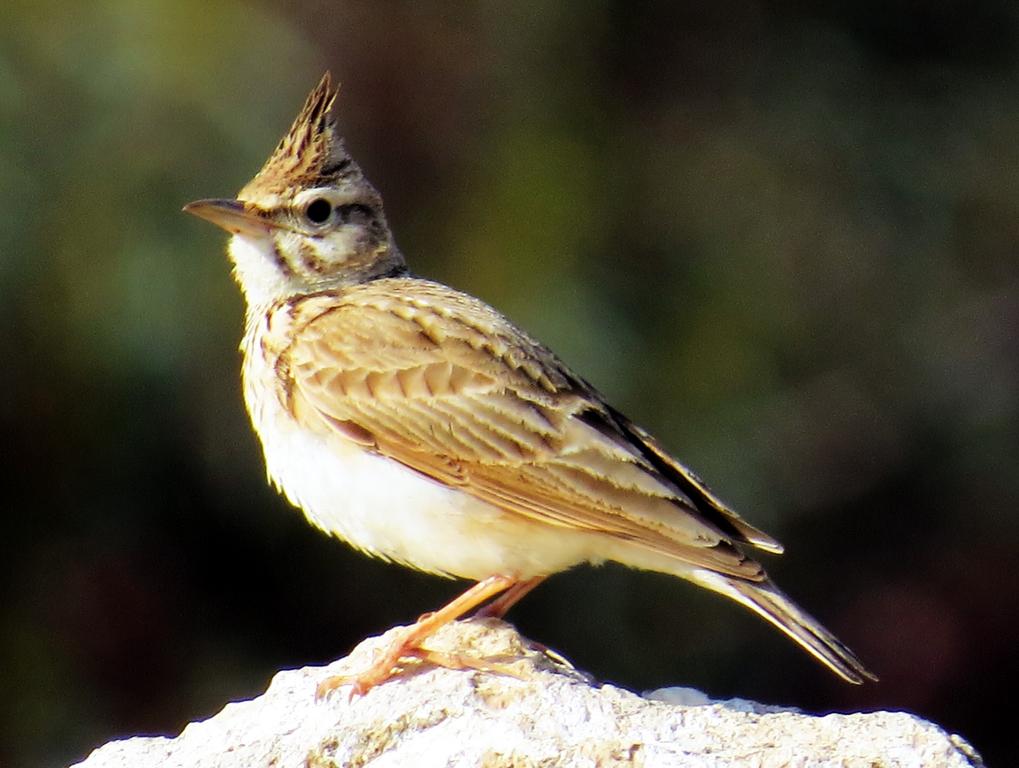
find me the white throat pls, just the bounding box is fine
[228,233,293,313]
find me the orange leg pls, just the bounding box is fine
[474,576,545,619]
[316,574,518,700]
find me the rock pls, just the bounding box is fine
[71,619,984,768]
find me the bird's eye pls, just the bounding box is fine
[304,198,333,225]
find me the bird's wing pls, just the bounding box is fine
[277,279,777,579]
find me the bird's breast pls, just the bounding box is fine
[237,324,598,580]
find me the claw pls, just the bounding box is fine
[315,670,377,701]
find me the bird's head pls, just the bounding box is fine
[185,73,405,310]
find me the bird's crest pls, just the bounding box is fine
[239,72,367,201]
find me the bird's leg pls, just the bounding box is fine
[316,574,517,699]
[473,576,546,619]
[402,576,550,679]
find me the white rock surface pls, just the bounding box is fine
[71,619,984,768]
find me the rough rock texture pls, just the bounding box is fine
[71,619,983,768]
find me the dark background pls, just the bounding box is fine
[2,1,1016,765]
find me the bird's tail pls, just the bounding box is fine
[691,569,877,684]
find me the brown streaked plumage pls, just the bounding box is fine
[185,72,876,697]
[240,77,358,201]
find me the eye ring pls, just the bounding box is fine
[304,197,333,225]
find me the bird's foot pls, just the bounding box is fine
[315,575,523,701]
[314,628,529,701]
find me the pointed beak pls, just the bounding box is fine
[183,198,271,237]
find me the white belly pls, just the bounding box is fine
[249,395,599,581]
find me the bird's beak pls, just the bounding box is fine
[183,198,271,237]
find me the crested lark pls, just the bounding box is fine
[185,73,875,696]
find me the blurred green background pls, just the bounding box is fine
[2,1,1016,765]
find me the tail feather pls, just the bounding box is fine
[692,570,877,684]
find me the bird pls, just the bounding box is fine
[184,72,875,697]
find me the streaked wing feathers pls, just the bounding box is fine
[279,279,772,580]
